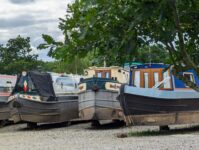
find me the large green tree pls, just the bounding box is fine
[0,36,40,74]
[45,0,198,69]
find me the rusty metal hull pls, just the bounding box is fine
[79,90,123,121]
[11,96,79,124]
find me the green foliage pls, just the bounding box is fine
[38,34,63,57]
[40,57,90,74]
[128,125,199,137]
[0,36,40,74]
[135,45,170,64]
[44,0,198,70]
[0,35,91,75]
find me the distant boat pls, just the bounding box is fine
[118,64,199,126]
[78,66,129,126]
[0,75,16,124]
[9,71,80,128]
[123,61,143,71]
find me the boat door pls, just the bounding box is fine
[132,69,163,88]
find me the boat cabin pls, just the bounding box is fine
[53,76,79,94]
[130,64,199,90]
[0,75,17,95]
[84,66,129,83]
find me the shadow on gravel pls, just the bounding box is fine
[17,120,90,131]
[87,121,125,130]
[117,125,199,138]
[0,120,14,128]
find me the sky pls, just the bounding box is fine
[0,0,73,61]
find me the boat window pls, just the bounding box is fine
[144,73,149,88]
[0,80,14,92]
[163,70,171,88]
[0,87,12,92]
[183,73,195,85]
[134,71,140,87]
[105,72,110,78]
[56,77,75,87]
[97,72,102,78]
[153,72,159,86]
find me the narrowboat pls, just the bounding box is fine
[118,63,199,126]
[78,66,129,126]
[0,75,16,124]
[9,71,79,127]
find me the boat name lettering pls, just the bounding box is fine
[110,84,120,89]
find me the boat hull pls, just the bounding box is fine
[0,95,12,121]
[118,85,199,125]
[123,111,199,126]
[0,101,10,121]
[11,95,79,124]
[79,90,123,121]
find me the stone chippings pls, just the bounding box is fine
[0,123,198,150]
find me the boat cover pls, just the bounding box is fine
[12,71,56,98]
[29,71,56,97]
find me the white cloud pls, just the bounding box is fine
[0,0,73,61]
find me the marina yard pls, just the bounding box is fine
[0,1,198,150]
[0,122,199,150]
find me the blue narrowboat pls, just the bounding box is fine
[118,64,199,126]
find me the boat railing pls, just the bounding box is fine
[152,77,171,89]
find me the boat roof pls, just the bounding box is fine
[86,66,128,71]
[131,63,169,69]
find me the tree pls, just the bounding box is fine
[46,0,198,69]
[135,45,170,64]
[0,36,40,74]
[40,58,90,74]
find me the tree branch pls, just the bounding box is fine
[171,0,198,71]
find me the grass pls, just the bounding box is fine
[127,125,199,137]
[128,130,172,137]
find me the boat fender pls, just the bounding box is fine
[92,84,99,92]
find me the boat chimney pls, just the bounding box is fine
[103,57,106,67]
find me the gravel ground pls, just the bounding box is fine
[0,121,199,150]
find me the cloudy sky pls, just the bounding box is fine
[0,0,73,61]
